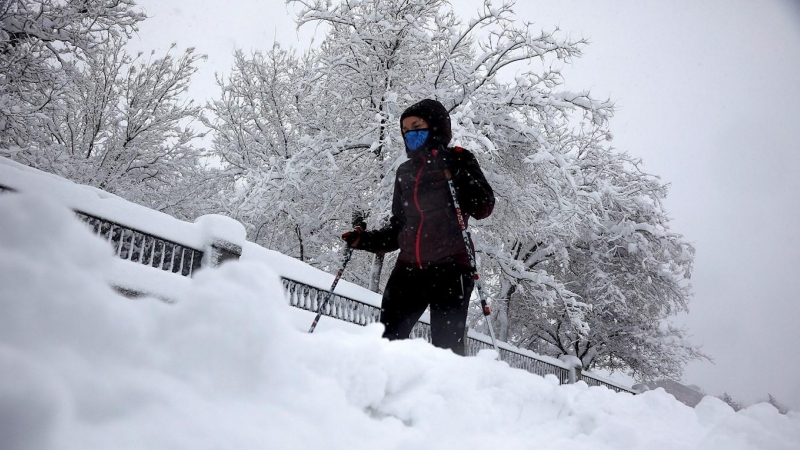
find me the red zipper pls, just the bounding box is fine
[413,158,427,268]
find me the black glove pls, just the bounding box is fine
[341,226,364,248]
[433,146,467,179]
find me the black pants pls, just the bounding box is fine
[380,263,474,356]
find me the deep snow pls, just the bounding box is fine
[1,193,799,450]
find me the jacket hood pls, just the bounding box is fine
[400,99,452,151]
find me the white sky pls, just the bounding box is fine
[127,0,800,409]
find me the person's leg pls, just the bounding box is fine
[380,266,429,341]
[429,266,474,356]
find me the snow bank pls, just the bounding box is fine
[2,194,799,450]
[0,155,205,250]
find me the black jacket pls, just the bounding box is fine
[356,144,494,269]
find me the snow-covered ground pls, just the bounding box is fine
[2,194,799,450]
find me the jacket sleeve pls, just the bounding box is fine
[452,149,495,220]
[354,176,404,253]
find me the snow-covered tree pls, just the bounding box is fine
[207,0,701,379]
[492,135,706,379]
[1,1,219,220]
[0,0,143,152]
[209,0,606,269]
[82,45,210,215]
[204,46,325,261]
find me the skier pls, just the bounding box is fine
[341,99,495,356]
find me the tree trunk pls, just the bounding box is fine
[497,277,515,341]
[295,225,305,262]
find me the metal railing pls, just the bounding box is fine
[580,373,632,393]
[77,211,203,277]
[1,183,202,277]
[283,278,381,326]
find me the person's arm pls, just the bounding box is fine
[347,177,404,253]
[451,148,495,219]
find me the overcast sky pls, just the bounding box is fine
[127,0,800,409]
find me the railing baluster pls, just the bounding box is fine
[127,231,135,260]
[159,241,166,269]
[148,238,156,266]
[115,228,124,257]
[177,248,186,274]
[168,244,176,272]
[136,234,145,263]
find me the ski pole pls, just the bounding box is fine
[308,227,362,333]
[444,168,501,357]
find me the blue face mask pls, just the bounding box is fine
[404,129,429,151]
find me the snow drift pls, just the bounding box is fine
[1,194,798,450]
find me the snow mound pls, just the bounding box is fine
[1,193,799,450]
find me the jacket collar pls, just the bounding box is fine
[407,143,445,161]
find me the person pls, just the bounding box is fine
[341,99,494,356]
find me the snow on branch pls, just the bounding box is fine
[205,0,700,380]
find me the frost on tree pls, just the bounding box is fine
[1,0,141,153]
[205,0,705,380]
[0,0,220,220]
